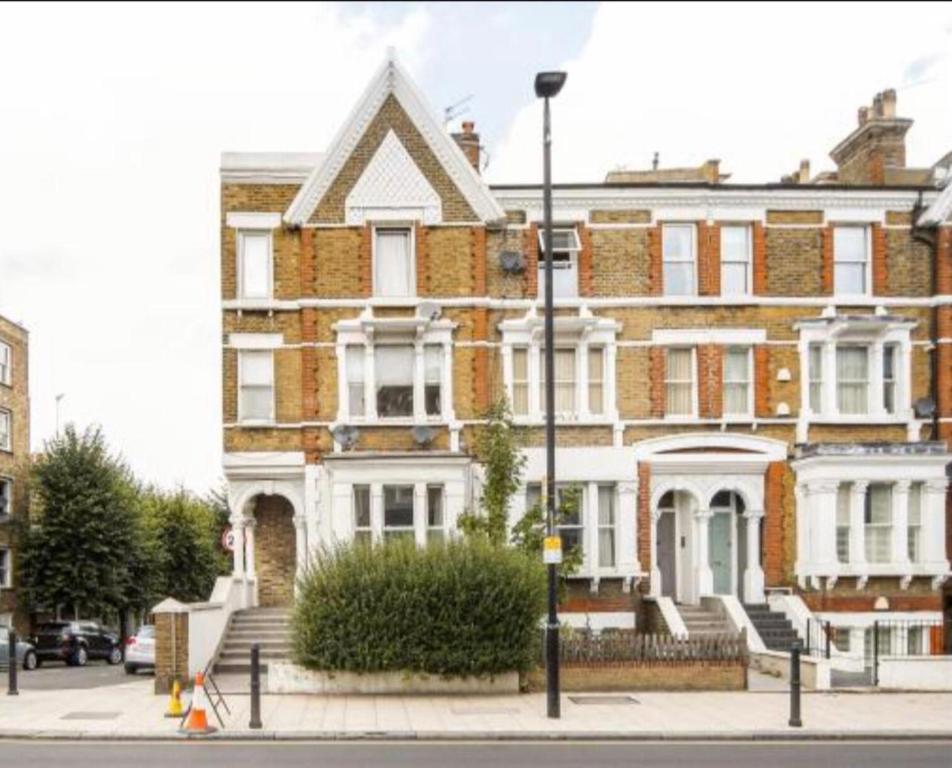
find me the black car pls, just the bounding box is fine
[32,621,123,667]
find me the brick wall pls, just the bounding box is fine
[153,612,189,695]
[526,659,746,692]
[253,495,297,607]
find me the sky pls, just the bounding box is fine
[0,2,950,493]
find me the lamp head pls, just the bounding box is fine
[534,71,567,99]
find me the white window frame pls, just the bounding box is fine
[0,341,10,386]
[835,344,870,416]
[664,346,697,419]
[0,477,11,518]
[536,227,581,299]
[662,223,697,297]
[587,346,606,416]
[832,224,871,297]
[0,547,10,589]
[907,482,922,563]
[720,224,751,296]
[499,310,619,425]
[808,343,824,415]
[237,350,274,424]
[382,484,416,541]
[539,347,578,418]
[352,484,372,545]
[722,346,753,418]
[511,347,530,417]
[237,230,273,299]
[426,484,446,544]
[0,409,10,452]
[883,342,898,415]
[373,225,416,299]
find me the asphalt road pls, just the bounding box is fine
[0,741,949,768]
[12,660,147,690]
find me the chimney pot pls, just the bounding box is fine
[873,92,884,118]
[882,88,897,119]
[858,106,869,126]
[799,159,810,183]
[462,120,474,134]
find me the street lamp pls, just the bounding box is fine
[535,69,567,720]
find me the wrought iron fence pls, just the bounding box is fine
[551,630,748,664]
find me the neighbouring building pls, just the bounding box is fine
[0,314,29,633]
[219,56,952,657]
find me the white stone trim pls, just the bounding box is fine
[917,178,952,226]
[226,212,282,230]
[285,52,504,225]
[632,432,788,462]
[651,328,767,346]
[228,333,284,349]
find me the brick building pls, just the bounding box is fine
[219,56,952,654]
[0,314,29,633]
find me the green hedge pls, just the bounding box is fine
[291,538,547,676]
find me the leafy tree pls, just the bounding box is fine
[19,425,147,620]
[141,488,221,603]
[510,484,583,581]
[458,400,526,545]
[203,482,233,575]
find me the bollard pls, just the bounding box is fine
[825,620,831,660]
[249,642,262,730]
[788,640,802,728]
[7,629,18,696]
[873,620,880,687]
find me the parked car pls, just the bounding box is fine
[124,624,155,675]
[0,626,38,670]
[32,621,123,667]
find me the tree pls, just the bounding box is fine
[141,488,221,603]
[458,400,526,545]
[509,485,583,581]
[203,482,233,576]
[19,426,147,620]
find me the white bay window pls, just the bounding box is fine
[375,346,415,418]
[512,348,529,416]
[540,348,577,415]
[836,346,869,415]
[864,483,892,564]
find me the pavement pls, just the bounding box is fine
[0,676,951,741]
[3,741,952,768]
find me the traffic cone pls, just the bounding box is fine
[179,673,217,735]
[164,679,184,718]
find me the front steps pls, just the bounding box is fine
[213,607,292,674]
[743,603,799,652]
[676,604,734,638]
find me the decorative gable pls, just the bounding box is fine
[345,130,441,225]
[285,52,504,226]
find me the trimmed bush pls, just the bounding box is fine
[292,538,547,677]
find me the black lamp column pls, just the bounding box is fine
[535,69,567,721]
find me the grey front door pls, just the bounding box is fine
[658,512,677,598]
[709,512,732,595]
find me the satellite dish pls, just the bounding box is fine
[411,425,435,446]
[914,397,936,419]
[417,301,442,321]
[499,250,525,274]
[332,425,360,450]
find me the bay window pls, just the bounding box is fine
[808,344,823,413]
[836,346,868,415]
[836,484,850,564]
[346,346,365,418]
[883,343,898,414]
[238,231,272,299]
[588,347,605,416]
[238,351,273,422]
[374,227,414,297]
[383,485,415,540]
[424,346,442,416]
[662,224,696,296]
[665,348,695,416]
[723,347,752,416]
[540,348,576,415]
[864,483,892,564]
[527,483,584,555]
[833,226,869,295]
[374,345,414,417]
[720,225,751,295]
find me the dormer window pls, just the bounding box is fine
[374,227,414,298]
[537,227,581,298]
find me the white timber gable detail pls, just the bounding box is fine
[345,130,442,225]
[284,51,504,225]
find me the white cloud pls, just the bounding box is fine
[0,1,430,491]
[489,2,952,184]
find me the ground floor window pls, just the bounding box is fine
[383,485,415,540]
[353,485,371,545]
[427,485,444,544]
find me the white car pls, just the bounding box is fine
[124,624,155,674]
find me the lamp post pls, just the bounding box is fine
[535,69,567,720]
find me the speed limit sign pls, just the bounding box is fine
[221,527,236,553]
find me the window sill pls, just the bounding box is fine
[513,416,618,427]
[235,419,276,428]
[806,415,909,425]
[342,417,452,427]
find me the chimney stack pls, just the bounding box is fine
[798,159,811,184]
[831,88,912,185]
[452,121,481,173]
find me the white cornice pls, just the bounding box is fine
[284,53,504,226]
[918,178,952,227]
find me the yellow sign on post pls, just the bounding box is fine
[543,535,562,565]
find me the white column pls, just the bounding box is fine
[413,483,427,546]
[649,507,662,597]
[413,341,425,421]
[336,344,348,421]
[305,466,322,561]
[617,481,639,574]
[578,341,591,418]
[822,341,837,418]
[891,480,911,567]
[293,514,307,593]
[605,342,618,420]
[230,514,245,577]
[849,480,868,568]
[364,343,376,419]
[923,479,950,566]
[743,510,765,603]
[869,342,885,416]
[445,480,465,538]
[244,518,257,578]
[695,508,714,597]
[809,480,839,581]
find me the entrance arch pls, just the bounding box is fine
[250,494,297,607]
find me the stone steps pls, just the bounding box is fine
[743,603,800,652]
[213,607,293,675]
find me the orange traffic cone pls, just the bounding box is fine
[179,672,217,735]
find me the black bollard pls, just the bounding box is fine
[788,640,802,728]
[7,629,18,696]
[249,642,262,729]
